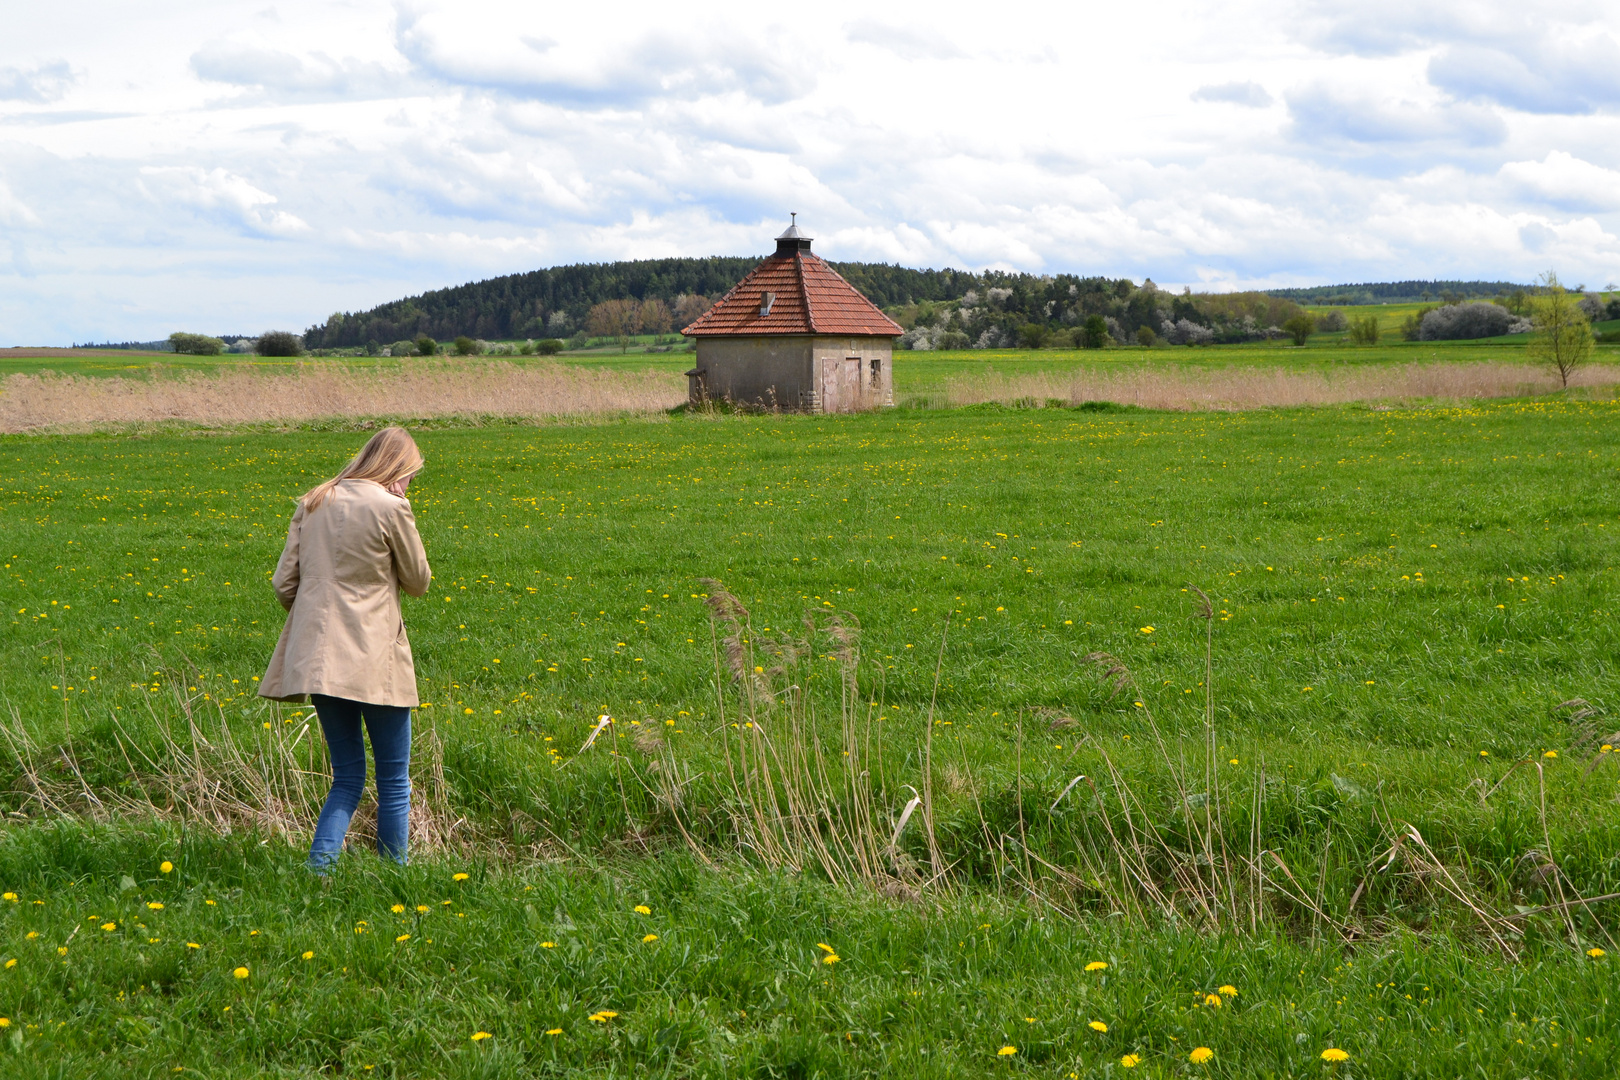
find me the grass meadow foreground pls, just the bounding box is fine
[2,400,1620,1076]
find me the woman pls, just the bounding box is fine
[259,426,432,869]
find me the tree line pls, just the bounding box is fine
[301,257,983,350]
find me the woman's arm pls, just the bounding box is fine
[271,502,305,611]
[390,500,432,598]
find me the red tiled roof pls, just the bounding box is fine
[682,252,903,337]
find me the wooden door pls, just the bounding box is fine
[821,357,863,413]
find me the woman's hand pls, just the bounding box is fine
[387,472,415,498]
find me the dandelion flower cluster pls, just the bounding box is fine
[642,934,658,944]
[1217,984,1237,998]
[1189,1046,1213,1064]
[470,1031,491,1042]
[1120,1054,1140,1068]
[232,967,249,980]
[997,1046,1017,1056]
[160,861,174,874]
[1088,1020,1108,1033]
[1588,948,1606,959]
[1084,961,1108,972]
[634,904,651,915]
[1321,1048,1349,1062]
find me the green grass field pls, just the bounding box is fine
[3,400,1620,1075]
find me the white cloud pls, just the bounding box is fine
[1,0,1619,344]
[0,60,76,103]
[138,166,310,237]
[1499,152,1620,212]
[1192,82,1273,108]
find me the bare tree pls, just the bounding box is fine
[673,293,711,329]
[639,298,673,337]
[586,299,641,353]
[1528,271,1595,389]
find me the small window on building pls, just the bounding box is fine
[870,357,882,380]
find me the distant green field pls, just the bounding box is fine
[3,401,1620,1075]
[9,333,1617,401]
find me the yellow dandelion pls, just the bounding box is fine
[57,947,68,956]
[160,861,174,874]
[101,923,116,932]
[634,905,651,915]
[1121,1054,1141,1068]
[0,893,15,902]
[233,966,249,980]
[1218,984,1237,997]
[396,934,410,943]
[185,943,200,949]
[546,1028,562,1035]
[540,941,556,948]
[1544,750,1558,759]
[823,953,840,965]
[1190,1046,1213,1064]
[816,943,835,953]
[453,873,470,881]
[470,1031,492,1041]
[997,1046,1017,1056]
[1140,626,1154,634]
[302,951,314,960]
[1085,961,1108,972]
[1089,1020,1108,1033]
[416,905,429,913]
[1203,993,1222,1008]
[391,904,405,914]
[4,959,14,969]
[0,1019,8,1028]
[24,933,36,940]
[1588,948,1606,958]
[147,902,164,910]
[642,934,658,944]
[1321,1048,1349,1062]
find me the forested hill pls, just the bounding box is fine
[303,256,982,348]
[1264,280,1527,305]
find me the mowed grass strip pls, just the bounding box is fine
[0,827,1615,1077]
[2,401,1620,1074]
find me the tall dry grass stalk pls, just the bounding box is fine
[693,579,926,898]
[0,649,467,854]
[0,360,686,433]
[940,361,1620,411]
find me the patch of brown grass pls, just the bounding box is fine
[0,360,685,432]
[941,361,1620,411]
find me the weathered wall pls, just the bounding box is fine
[692,335,893,411]
[693,336,814,409]
[810,337,893,412]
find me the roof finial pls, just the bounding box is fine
[790,211,797,226]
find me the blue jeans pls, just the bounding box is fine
[308,695,412,869]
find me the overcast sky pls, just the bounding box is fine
[3,0,1619,345]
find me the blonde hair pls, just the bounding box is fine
[301,426,424,511]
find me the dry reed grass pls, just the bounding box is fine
[941,361,1620,411]
[0,649,469,856]
[0,360,686,433]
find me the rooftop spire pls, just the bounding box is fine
[775,213,812,256]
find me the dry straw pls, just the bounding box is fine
[939,361,1620,411]
[0,360,685,433]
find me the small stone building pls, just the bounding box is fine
[682,220,903,412]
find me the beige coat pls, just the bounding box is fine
[259,479,431,707]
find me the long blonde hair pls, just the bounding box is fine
[301,426,424,511]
